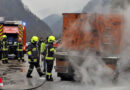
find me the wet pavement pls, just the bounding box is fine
[35,63,130,90]
[36,77,130,90]
[0,57,46,90]
[1,57,130,90]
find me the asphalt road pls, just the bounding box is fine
[0,55,46,90]
[0,55,130,90]
[35,77,130,90]
[35,66,130,90]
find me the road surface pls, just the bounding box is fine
[0,55,130,90]
[36,77,130,90]
[0,55,46,90]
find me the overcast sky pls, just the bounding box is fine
[22,0,89,19]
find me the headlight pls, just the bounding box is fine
[9,42,12,44]
[14,42,17,45]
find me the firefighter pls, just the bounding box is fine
[38,37,44,51]
[17,38,24,62]
[38,37,44,64]
[40,38,46,73]
[0,39,2,60]
[44,35,56,81]
[1,35,8,64]
[26,36,44,78]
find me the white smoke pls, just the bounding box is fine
[68,50,114,86]
[115,4,130,85]
[65,0,114,85]
[66,0,130,88]
[53,1,130,90]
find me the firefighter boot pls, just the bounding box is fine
[37,68,45,77]
[46,75,49,81]
[5,60,8,64]
[39,72,45,77]
[26,75,32,78]
[49,75,53,81]
[47,75,53,81]
[26,73,33,78]
[26,70,33,78]
[2,60,5,64]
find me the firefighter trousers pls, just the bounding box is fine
[2,51,8,63]
[27,62,43,77]
[46,60,54,75]
[17,51,24,61]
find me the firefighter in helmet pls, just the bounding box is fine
[40,37,46,73]
[1,35,9,64]
[44,35,56,81]
[17,38,24,62]
[26,36,44,78]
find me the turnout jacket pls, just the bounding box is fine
[44,43,56,60]
[2,40,8,51]
[17,42,23,51]
[27,43,39,62]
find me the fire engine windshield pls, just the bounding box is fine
[6,34,18,45]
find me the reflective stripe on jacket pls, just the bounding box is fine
[45,43,56,60]
[27,43,39,62]
[2,41,8,51]
[17,42,23,51]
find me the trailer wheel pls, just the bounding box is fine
[58,73,74,81]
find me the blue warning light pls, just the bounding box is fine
[22,21,27,26]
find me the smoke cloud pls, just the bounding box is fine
[68,50,114,86]
[61,0,130,89]
[115,3,130,85]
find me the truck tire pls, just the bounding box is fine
[58,73,74,81]
[58,64,75,81]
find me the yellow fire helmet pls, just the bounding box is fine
[31,36,39,43]
[2,35,7,39]
[48,35,55,43]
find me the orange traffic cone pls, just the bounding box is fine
[0,77,3,87]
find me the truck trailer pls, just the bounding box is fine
[54,13,123,80]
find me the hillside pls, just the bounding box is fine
[43,14,62,38]
[43,14,60,28]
